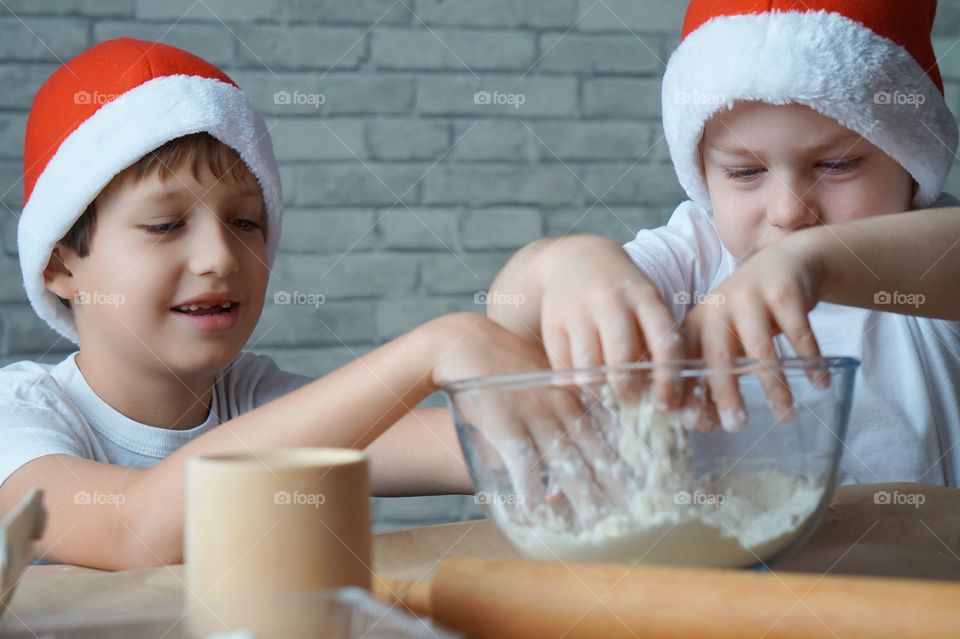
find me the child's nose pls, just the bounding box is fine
[187,219,241,277]
[766,179,820,231]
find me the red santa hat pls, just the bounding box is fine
[18,38,283,345]
[663,0,958,212]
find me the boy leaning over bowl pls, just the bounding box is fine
[489,0,960,488]
[0,39,554,569]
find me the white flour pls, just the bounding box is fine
[492,393,825,568]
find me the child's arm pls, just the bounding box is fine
[484,237,557,345]
[0,313,536,569]
[807,207,960,319]
[364,407,472,496]
[682,206,960,430]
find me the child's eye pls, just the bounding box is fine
[723,167,763,181]
[139,221,184,235]
[232,218,263,232]
[819,157,862,173]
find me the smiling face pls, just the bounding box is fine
[44,135,270,379]
[701,101,916,261]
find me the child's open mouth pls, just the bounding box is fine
[171,301,240,331]
[173,301,234,316]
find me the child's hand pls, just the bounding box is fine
[681,237,828,431]
[429,313,631,527]
[430,312,552,386]
[537,236,684,409]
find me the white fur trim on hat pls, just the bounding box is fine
[18,74,283,345]
[662,10,959,213]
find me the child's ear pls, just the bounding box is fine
[43,244,77,301]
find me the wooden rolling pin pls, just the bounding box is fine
[373,558,960,638]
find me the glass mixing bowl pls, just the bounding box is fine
[443,357,859,569]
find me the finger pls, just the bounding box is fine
[701,318,747,431]
[604,365,649,407]
[594,306,647,404]
[769,298,830,390]
[565,314,604,371]
[595,294,644,365]
[545,475,563,505]
[681,376,721,432]
[502,440,548,515]
[681,308,703,359]
[698,387,722,432]
[553,389,633,511]
[678,314,702,423]
[594,384,643,454]
[526,415,608,528]
[630,288,684,410]
[543,320,572,371]
[734,309,794,423]
[483,419,549,518]
[471,392,551,514]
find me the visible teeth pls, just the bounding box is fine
[175,301,233,312]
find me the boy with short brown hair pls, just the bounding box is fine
[0,38,542,569]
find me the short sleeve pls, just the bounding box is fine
[622,201,728,321]
[221,352,314,413]
[0,367,91,488]
[252,360,313,407]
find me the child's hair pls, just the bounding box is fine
[59,132,262,259]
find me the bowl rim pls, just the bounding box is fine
[441,356,861,394]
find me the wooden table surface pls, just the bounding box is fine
[4,482,959,623]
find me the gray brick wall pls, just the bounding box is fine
[3,1,960,531]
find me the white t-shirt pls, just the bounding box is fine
[623,195,960,487]
[0,351,313,488]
